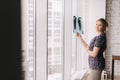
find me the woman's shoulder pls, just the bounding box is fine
[94,34,106,48]
[90,34,106,43]
[96,34,106,40]
[95,34,106,45]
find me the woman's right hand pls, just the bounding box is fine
[76,33,81,38]
[76,32,90,53]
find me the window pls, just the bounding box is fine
[71,0,78,74]
[21,0,35,80]
[47,0,64,80]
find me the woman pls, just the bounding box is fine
[77,18,108,80]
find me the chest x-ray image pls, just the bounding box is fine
[73,16,84,34]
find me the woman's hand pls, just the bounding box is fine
[76,33,82,39]
[77,33,89,52]
[86,46,89,52]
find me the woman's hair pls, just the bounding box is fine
[97,18,108,27]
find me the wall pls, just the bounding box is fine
[106,0,120,79]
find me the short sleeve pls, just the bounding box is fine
[94,36,106,48]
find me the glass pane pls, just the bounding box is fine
[71,0,77,74]
[22,0,35,80]
[26,0,35,79]
[47,0,64,80]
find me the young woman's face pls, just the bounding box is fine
[96,21,105,33]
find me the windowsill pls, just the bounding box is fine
[71,69,87,80]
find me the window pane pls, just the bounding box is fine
[47,0,64,80]
[71,0,77,74]
[22,0,35,80]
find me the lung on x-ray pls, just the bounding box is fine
[73,16,84,34]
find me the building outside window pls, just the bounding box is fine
[48,0,64,80]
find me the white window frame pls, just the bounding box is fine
[64,0,72,80]
[35,0,48,80]
[35,0,106,80]
[35,0,83,79]
[35,0,73,80]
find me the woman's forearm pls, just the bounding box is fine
[77,33,94,56]
[79,36,89,51]
[80,38,96,57]
[78,36,97,57]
